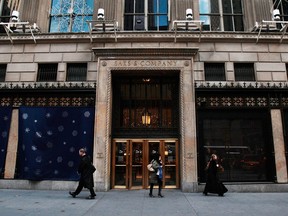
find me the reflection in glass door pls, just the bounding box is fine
[164,141,178,187]
[130,142,143,188]
[112,141,127,188]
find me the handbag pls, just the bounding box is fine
[147,163,154,172]
[217,164,224,173]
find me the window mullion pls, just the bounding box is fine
[219,0,224,31]
[145,0,148,31]
[231,0,235,31]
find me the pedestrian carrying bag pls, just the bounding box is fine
[147,163,154,172]
[217,164,224,173]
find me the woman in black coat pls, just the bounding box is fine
[203,154,228,196]
[69,148,96,199]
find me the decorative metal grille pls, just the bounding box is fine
[0,96,95,107]
[37,64,58,82]
[196,96,273,108]
[66,63,87,81]
[0,82,96,107]
[234,63,255,81]
[204,63,226,81]
[196,81,288,108]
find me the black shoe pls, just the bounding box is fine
[86,195,95,199]
[158,194,164,198]
[69,191,76,198]
[203,192,207,196]
[149,193,155,198]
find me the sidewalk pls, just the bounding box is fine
[1,189,288,216]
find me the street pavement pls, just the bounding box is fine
[1,189,288,216]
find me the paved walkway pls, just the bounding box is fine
[1,189,288,216]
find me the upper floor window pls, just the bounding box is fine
[273,0,288,21]
[204,63,226,81]
[37,64,58,82]
[234,63,255,81]
[50,0,94,33]
[124,0,169,31]
[200,0,243,31]
[66,63,87,81]
[0,64,7,82]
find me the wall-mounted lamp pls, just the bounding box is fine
[11,10,19,22]
[97,8,105,20]
[142,111,151,125]
[186,8,193,20]
[272,9,281,21]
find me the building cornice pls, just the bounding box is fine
[0,31,287,44]
[0,82,96,92]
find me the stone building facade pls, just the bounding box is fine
[0,0,288,192]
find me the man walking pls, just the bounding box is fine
[69,148,96,199]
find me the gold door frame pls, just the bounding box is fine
[111,139,179,189]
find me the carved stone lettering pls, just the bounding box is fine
[114,60,177,67]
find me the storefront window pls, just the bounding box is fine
[197,110,276,182]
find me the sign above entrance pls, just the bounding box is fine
[113,60,178,67]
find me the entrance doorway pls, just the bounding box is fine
[111,139,179,189]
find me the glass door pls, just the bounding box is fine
[112,140,144,189]
[112,139,179,189]
[112,141,128,188]
[129,141,143,188]
[163,141,179,187]
[146,140,179,188]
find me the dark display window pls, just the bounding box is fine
[197,109,276,182]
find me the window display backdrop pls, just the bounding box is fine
[16,107,95,181]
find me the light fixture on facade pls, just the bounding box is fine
[186,8,193,20]
[142,110,151,125]
[97,8,105,20]
[11,10,19,22]
[272,9,281,20]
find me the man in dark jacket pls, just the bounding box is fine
[69,148,96,199]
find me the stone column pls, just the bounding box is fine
[181,60,198,192]
[93,59,111,191]
[4,109,18,179]
[271,109,288,183]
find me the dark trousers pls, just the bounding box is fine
[149,177,163,195]
[75,179,96,197]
